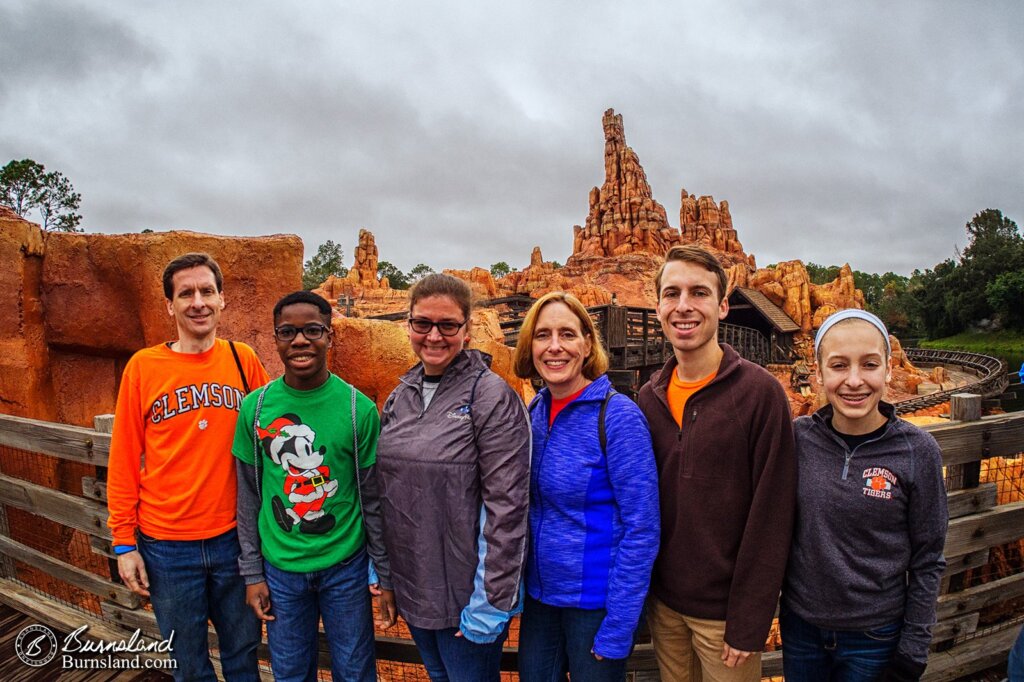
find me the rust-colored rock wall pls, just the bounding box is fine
[0,208,56,419]
[42,230,301,368]
[0,212,302,425]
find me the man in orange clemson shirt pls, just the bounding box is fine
[107,252,269,681]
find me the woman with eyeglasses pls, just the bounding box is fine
[513,292,659,682]
[376,273,531,682]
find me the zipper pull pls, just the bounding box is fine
[691,408,698,423]
[842,451,852,480]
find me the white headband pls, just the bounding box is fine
[814,309,891,356]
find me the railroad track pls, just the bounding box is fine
[895,349,1009,414]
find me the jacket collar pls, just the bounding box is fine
[535,373,612,406]
[651,343,740,403]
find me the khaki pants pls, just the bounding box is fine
[647,596,762,682]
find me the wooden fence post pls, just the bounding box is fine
[950,394,983,489]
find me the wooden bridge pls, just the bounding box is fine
[0,389,1022,680]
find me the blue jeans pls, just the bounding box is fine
[137,528,259,682]
[407,623,508,682]
[264,548,375,682]
[518,596,627,682]
[780,609,901,682]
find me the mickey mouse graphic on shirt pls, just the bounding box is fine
[256,414,339,534]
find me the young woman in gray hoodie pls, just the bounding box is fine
[781,309,947,682]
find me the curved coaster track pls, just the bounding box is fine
[895,348,1008,414]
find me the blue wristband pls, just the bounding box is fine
[114,545,137,555]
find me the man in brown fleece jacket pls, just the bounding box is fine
[638,245,797,682]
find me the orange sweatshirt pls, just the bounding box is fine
[107,339,269,546]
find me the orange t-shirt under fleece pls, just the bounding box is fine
[107,339,269,547]
[666,368,717,428]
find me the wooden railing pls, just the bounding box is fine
[0,403,1022,680]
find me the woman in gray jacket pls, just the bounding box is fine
[376,273,531,682]
[782,309,947,682]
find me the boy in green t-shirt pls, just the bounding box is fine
[233,291,395,681]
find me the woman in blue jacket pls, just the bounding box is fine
[513,292,660,682]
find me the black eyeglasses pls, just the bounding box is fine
[408,318,466,336]
[274,323,330,341]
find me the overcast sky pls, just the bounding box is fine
[1,1,1020,276]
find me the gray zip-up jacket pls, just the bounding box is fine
[782,402,948,664]
[376,350,531,643]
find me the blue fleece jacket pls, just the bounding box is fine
[526,375,660,659]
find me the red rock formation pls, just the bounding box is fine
[348,228,385,290]
[730,260,866,337]
[444,267,497,300]
[0,210,302,424]
[0,207,54,420]
[315,230,409,318]
[809,264,866,328]
[570,109,677,260]
[679,192,749,265]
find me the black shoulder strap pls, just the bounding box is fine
[229,341,251,394]
[598,389,614,457]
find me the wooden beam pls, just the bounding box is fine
[924,412,1024,466]
[81,476,107,503]
[0,577,167,665]
[0,535,138,608]
[930,612,979,645]
[936,571,1024,620]
[0,414,110,467]
[89,536,115,560]
[0,472,111,540]
[945,483,997,519]
[923,622,1022,682]
[940,549,990,592]
[943,501,1024,557]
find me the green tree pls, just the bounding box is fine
[37,171,82,232]
[408,263,435,283]
[986,270,1024,330]
[377,261,410,290]
[490,261,511,278]
[0,159,83,232]
[805,262,840,285]
[302,240,348,290]
[911,260,962,338]
[952,209,1024,328]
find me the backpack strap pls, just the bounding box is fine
[251,381,272,503]
[350,384,364,523]
[597,389,614,457]
[527,387,614,457]
[229,341,251,394]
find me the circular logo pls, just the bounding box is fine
[15,624,58,667]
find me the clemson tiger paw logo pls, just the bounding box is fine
[862,467,897,500]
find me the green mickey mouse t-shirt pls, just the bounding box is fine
[232,373,380,573]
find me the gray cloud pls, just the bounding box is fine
[1,0,1020,277]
